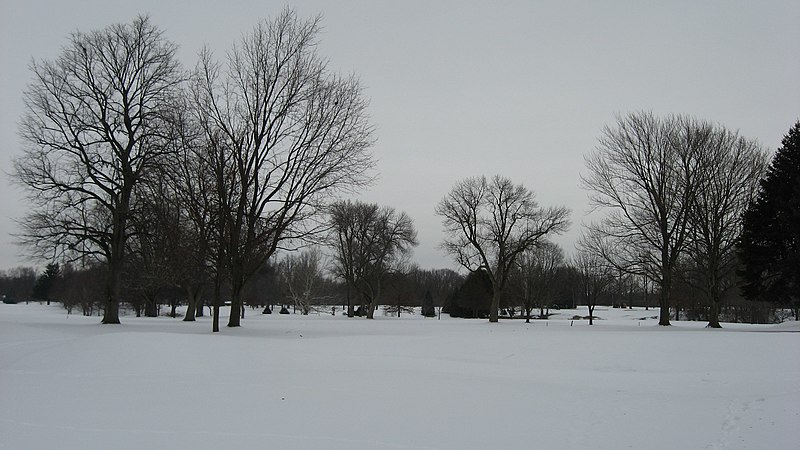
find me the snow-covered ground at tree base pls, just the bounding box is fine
[1,303,797,450]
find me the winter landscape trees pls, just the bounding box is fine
[12,16,183,324]
[11,10,380,329]
[188,9,375,330]
[436,175,570,322]
[739,122,800,320]
[5,11,797,329]
[327,200,418,319]
[582,113,705,326]
[581,112,771,327]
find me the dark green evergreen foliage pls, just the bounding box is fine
[739,121,800,315]
[32,263,60,304]
[444,269,493,318]
[421,290,436,317]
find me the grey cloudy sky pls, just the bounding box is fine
[1,0,798,272]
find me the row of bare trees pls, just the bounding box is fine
[9,13,779,329]
[12,10,375,330]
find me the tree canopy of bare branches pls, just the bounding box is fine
[328,200,418,319]
[13,16,183,324]
[189,9,375,329]
[436,175,570,322]
[278,247,325,315]
[582,112,710,326]
[514,240,565,322]
[574,236,616,325]
[685,129,768,327]
[583,112,768,326]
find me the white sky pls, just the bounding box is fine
[1,0,798,272]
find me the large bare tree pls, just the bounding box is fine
[436,175,570,323]
[685,128,768,327]
[13,16,183,324]
[582,112,709,326]
[190,9,375,329]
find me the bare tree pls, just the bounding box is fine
[327,200,418,319]
[12,16,183,324]
[124,167,185,317]
[574,236,616,325]
[436,175,570,323]
[582,112,708,326]
[190,9,375,329]
[278,248,325,315]
[685,128,768,327]
[159,96,215,322]
[514,240,565,322]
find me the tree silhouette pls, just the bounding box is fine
[739,121,800,319]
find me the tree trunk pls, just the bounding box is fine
[228,296,241,327]
[183,286,197,322]
[102,261,122,324]
[212,275,221,333]
[659,297,671,325]
[228,277,243,327]
[707,292,722,328]
[588,303,594,325]
[489,290,500,323]
[658,269,672,326]
[102,292,121,324]
[366,299,375,319]
[346,282,354,318]
[144,294,158,317]
[196,297,204,317]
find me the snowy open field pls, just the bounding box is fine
[1,303,797,450]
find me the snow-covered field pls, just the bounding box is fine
[1,303,797,450]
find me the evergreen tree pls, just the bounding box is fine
[32,263,60,306]
[738,121,800,319]
[444,268,493,319]
[421,290,436,317]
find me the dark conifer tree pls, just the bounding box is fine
[421,290,436,317]
[738,121,800,319]
[32,263,60,306]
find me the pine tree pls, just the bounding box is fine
[738,121,800,319]
[32,263,60,306]
[421,290,436,317]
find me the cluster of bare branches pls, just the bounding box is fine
[13,16,183,324]
[327,200,418,319]
[436,175,570,322]
[186,9,375,330]
[581,112,768,327]
[277,248,326,315]
[512,241,565,322]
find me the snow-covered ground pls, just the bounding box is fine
[1,303,797,450]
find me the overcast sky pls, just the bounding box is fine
[1,0,798,273]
